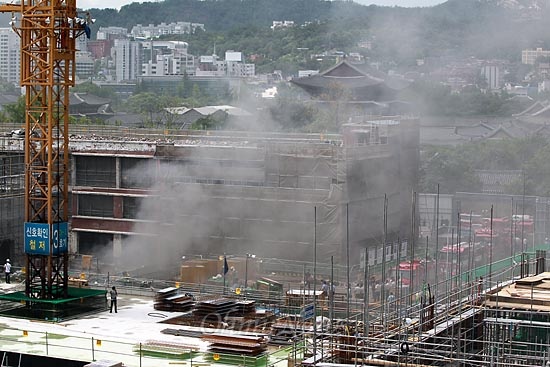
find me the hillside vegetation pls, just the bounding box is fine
[89,0,550,67]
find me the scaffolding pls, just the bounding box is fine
[106,247,550,367]
[285,247,550,367]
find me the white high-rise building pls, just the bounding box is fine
[0,28,21,86]
[141,41,194,76]
[481,65,500,90]
[130,22,205,39]
[97,26,128,41]
[113,39,142,82]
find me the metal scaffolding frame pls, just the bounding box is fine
[291,249,550,367]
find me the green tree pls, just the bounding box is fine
[0,78,20,95]
[268,96,319,131]
[420,146,482,194]
[190,114,227,130]
[420,136,550,196]
[125,92,182,126]
[4,96,26,124]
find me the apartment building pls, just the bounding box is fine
[76,51,95,79]
[113,39,142,82]
[196,52,255,78]
[481,64,500,90]
[0,28,20,86]
[141,41,195,76]
[130,21,205,39]
[522,48,550,65]
[96,26,128,41]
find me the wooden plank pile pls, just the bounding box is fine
[230,300,256,315]
[136,339,199,359]
[202,333,268,356]
[270,321,303,345]
[154,287,195,312]
[192,297,238,321]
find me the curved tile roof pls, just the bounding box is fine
[290,60,412,99]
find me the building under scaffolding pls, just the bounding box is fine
[0,118,420,271]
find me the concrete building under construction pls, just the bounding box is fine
[0,117,419,272]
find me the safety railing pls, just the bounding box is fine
[0,325,305,367]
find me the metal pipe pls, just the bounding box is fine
[313,206,317,357]
[346,203,350,322]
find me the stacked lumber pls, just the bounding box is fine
[202,333,268,356]
[192,297,237,321]
[154,287,195,312]
[136,340,199,359]
[161,328,205,338]
[228,300,256,315]
[270,321,302,345]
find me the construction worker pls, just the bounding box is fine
[109,286,118,313]
[3,259,11,284]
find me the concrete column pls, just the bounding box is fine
[113,234,122,258]
[70,156,76,186]
[113,197,123,218]
[116,157,121,189]
[69,231,78,254]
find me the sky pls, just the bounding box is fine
[77,0,447,11]
[356,0,446,6]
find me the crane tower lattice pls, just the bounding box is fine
[0,0,90,299]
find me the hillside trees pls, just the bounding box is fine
[421,136,550,196]
[88,0,550,69]
[420,145,482,194]
[173,21,360,76]
[404,81,519,117]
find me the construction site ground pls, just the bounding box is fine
[0,282,294,367]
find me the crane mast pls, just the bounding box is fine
[0,0,87,299]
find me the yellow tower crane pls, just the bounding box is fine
[0,0,91,299]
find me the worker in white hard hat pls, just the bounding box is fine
[3,259,11,284]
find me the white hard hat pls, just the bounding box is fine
[6,259,9,262]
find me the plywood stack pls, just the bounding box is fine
[229,300,256,315]
[192,298,237,321]
[136,340,199,358]
[202,333,268,356]
[270,321,302,345]
[218,300,255,328]
[154,287,195,312]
